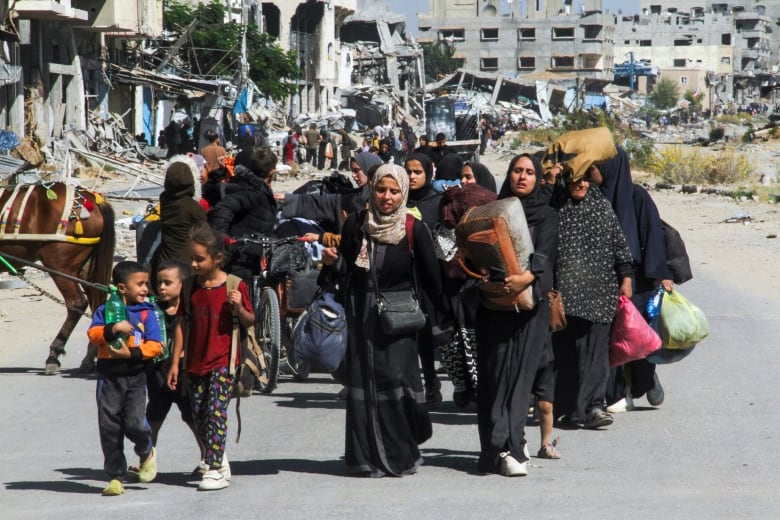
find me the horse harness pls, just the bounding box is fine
[0,183,103,245]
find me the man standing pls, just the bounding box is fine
[303,123,320,166]
[200,130,226,175]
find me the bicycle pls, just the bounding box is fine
[233,234,318,394]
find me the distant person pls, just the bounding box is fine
[200,130,226,175]
[304,123,320,166]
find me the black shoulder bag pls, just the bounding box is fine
[368,229,426,336]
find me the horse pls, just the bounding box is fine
[0,182,115,374]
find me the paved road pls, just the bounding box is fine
[1,263,779,519]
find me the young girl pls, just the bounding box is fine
[166,224,254,491]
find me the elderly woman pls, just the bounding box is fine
[552,161,634,430]
[336,164,446,477]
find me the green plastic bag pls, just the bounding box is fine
[659,290,709,349]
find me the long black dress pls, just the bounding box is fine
[475,187,558,473]
[339,213,445,476]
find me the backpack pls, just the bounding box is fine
[181,274,264,442]
[661,219,692,284]
[292,289,347,372]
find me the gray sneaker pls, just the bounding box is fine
[584,409,613,429]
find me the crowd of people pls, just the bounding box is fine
[87,123,677,494]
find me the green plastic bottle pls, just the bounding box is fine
[104,285,127,350]
[149,295,169,361]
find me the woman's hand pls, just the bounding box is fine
[620,277,633,298]
[503,271,534,294]
[660,279,674,293]
[321,247,339,266]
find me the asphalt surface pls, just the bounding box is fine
[1,261,779,519]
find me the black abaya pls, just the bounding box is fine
[339,214,444,476]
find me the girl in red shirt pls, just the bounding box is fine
[167,224,253,491]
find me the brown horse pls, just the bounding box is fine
[0,182,115,374]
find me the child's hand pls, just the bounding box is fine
[112,320,133,336]
[302,232,319,243]
[111,339,132,359]
[228,289,243,311]
[167,363,179,391]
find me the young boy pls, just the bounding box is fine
[87,261,163,496]
[140,259,206,474]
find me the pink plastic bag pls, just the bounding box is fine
[609,295,662,368]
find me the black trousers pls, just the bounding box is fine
[96,371,153,480]
[553,316,611,423]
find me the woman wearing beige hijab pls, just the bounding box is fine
[335,164,447,477]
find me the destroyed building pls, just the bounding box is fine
[1,0,164,159]
[613,1,780,109]
[338,0,425,128]
[417,0,615,82]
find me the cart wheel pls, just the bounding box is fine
[255,287,281,394]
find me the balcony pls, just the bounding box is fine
[13,0,88,21]
[72,0,162,37]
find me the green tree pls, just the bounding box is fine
[422,41,461,82]
[649,77,681,110]
[164,1,299,100]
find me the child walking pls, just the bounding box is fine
[166,224,254,491]
[130,259,206,476]
[87,261,163,496]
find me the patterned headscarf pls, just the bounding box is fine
[366,164,409,245]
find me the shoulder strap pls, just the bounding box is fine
[405,213,415,255]
[180,276,196,367]
[226,274,242,377]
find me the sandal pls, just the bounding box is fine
[537,438,561,459]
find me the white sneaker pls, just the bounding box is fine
[606,395,635,414]
[198,469,229,491]
[499,452,528,477]
[218,454,231,481]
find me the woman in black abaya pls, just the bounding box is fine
[405,153,445,404]
[475,154,558,476]
[337,164,445,477]
[595,148,673,408]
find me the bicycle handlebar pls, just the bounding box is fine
[233,234,302,248]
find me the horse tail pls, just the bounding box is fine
[85,201,116,311]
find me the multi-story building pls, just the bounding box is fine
[614,1,780,108]
[3,0,163,147]
[417,0,615,81]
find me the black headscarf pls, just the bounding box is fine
[498,153,550,227]
[436,153,463,181]
[405,153,434,203]
[597,147,641,262]
[468,162,497,192]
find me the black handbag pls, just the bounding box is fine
[377,290,426,335]
[369,239,426,336]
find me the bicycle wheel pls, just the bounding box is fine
[285,313,310,382]
[255,287,281,394]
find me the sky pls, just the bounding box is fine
[391,0,641,34]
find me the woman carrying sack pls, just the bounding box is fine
[329,164,448,477]
[550,156,634,431]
